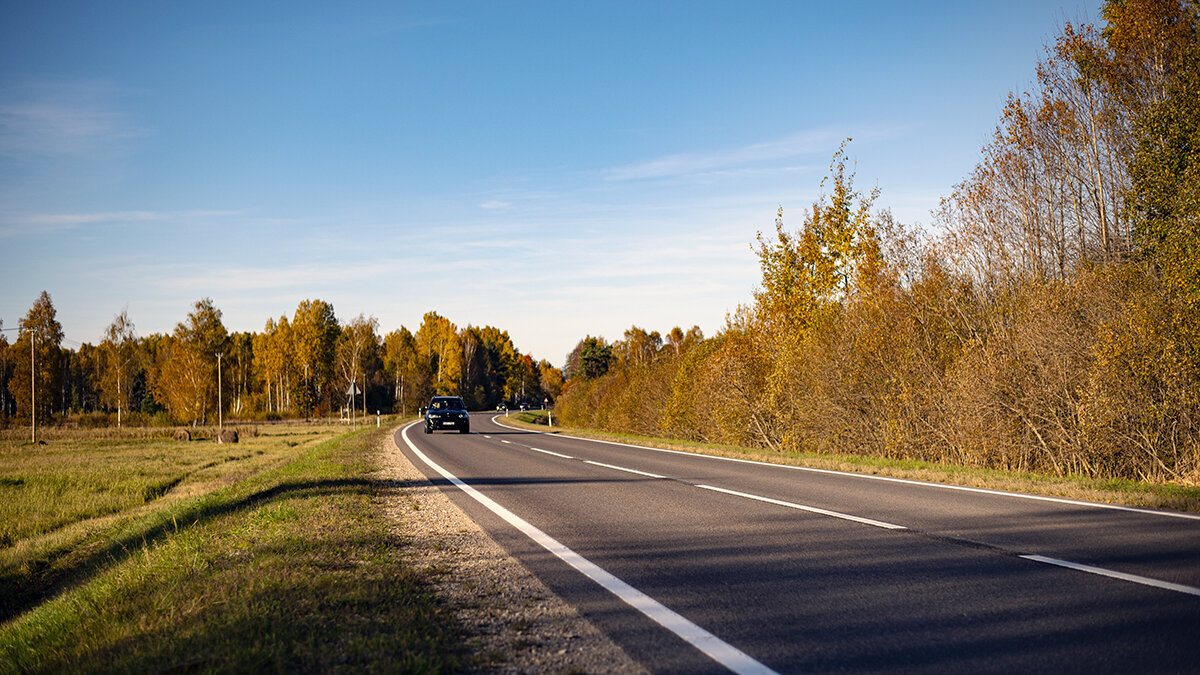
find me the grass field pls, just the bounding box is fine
[504,411,1200,513]
[1,421,464,673]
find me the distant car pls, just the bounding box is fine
[424,396,470,434]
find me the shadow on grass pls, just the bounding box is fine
[1,477,434,625]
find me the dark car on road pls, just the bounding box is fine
[424,396,470,434]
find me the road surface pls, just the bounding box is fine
[396,414,1200,673]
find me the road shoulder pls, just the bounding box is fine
[378,426,647,673]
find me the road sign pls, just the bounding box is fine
[346,382,361,396]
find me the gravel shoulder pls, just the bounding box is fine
[378,427,647,673]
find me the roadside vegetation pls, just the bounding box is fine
[0,422,465,673]
[558,1,1200,490]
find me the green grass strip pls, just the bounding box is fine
[1,426,464,674]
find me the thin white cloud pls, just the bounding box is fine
[143,260,400,294]
[25,210,243,226]
[1,209,247,237]
[605,129,841,181]
[478,200,511,210]
[0,81,145,159]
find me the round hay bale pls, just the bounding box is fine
[173,429,192,441]
[218,429,239,444]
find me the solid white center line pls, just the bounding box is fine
[401,424,776,675]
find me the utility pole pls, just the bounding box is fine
[30,327,36,443]
[216,353,223,431]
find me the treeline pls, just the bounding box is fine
[558,0,1200,483]
[0,295,562,427]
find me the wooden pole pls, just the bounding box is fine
[31,327,36,443]
[217,353,223,431]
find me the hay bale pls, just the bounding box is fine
[218,429,239,444]
[173,429,192,441]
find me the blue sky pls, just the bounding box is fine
[1,1,1096,366]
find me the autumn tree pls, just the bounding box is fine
[414,312,461,396]
[98,309,138,427]
[480,326,520,407]
[538,359,565,402]
[383,327,425,415]
[226,332,254,416]
[254,316,292,414]
[336,314,380,416]
[153,298,228,425]
[613,327,662,369]
[508,354,539,404]
[8,291,64,427]
[755,140,884,342]
[291,299,339,414]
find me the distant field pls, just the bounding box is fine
[0,421,464,672]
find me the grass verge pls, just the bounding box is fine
[1,423,464,673]
[500,412,1200,513]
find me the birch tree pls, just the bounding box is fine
[336,314,379,416]
[98,309,138,427]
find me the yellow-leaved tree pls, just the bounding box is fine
[752,140,887,452]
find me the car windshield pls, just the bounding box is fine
[431,398,464,411]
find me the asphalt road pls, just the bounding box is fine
[396,414,1200,674]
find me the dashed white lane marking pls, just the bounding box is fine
[697,484,908,530]
[482,420,1200,598]
[584,460,666,480]
[532,447,574,459]
[491,416,1200,522]
[1020,555,1200,597]
[401,423,777,675]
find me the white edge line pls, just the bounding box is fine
[584,460,667,480]
[400,423,778,675]
[491,416,1200,522]
[1021,554,1200,597]
[698,484,907,530]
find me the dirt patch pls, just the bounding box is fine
[378,428,647,674]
